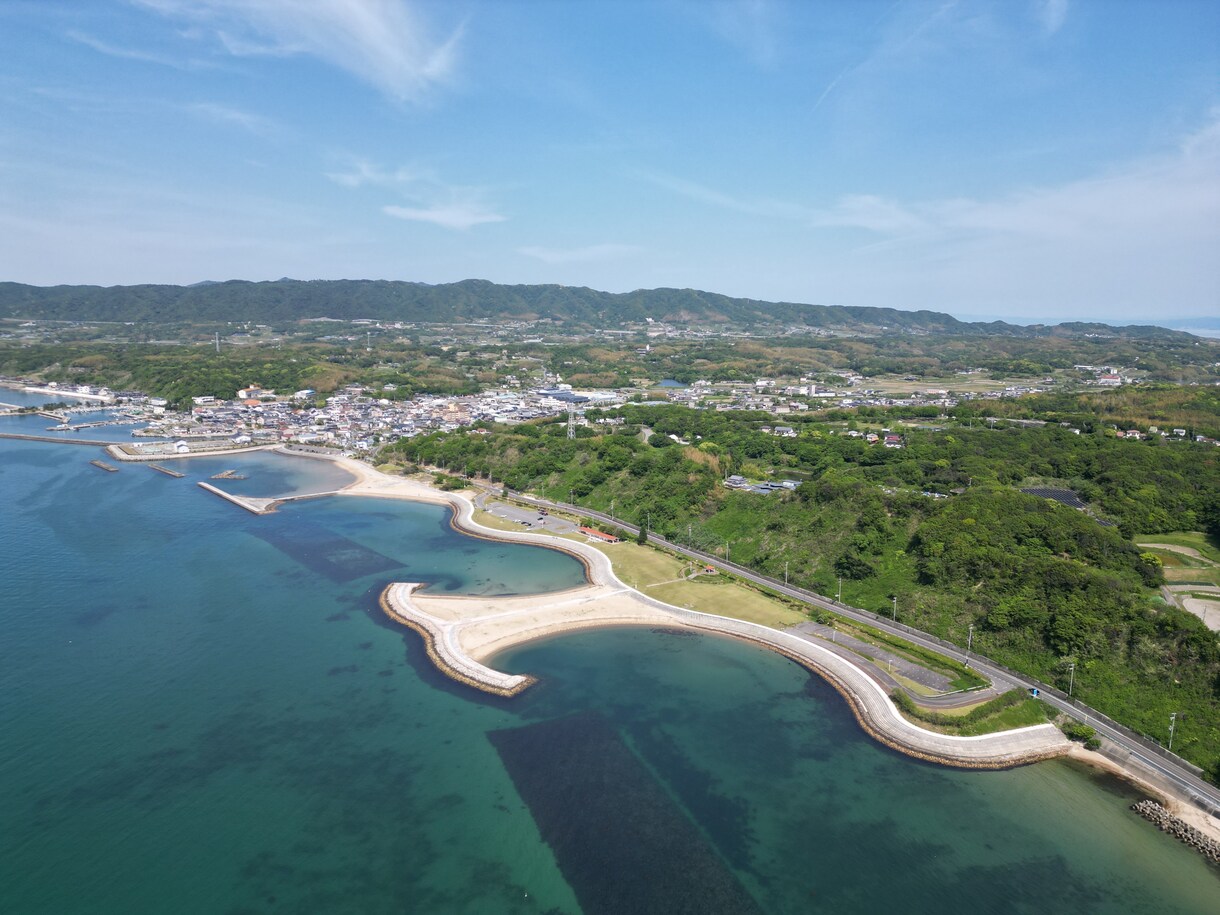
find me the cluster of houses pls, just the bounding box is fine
[659,376,1052,415]
[846,430,905,447]
[127,383,626,451]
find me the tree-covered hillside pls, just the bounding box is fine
[0,278,1199,339]
[386,405,1220,778]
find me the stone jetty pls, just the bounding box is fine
[89,459,118,472]
[195,481,277,514]
[1131,799,1220,864]
[148,463,185,478]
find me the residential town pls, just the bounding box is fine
[1,374,1214,456]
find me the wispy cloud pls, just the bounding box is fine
[644,110,1220,273]
[518,243,641,265]
[811,0,961,113]
[638,170,814,221]
[808,112,1220,318]
[67,29,199,69]
[1035,0,1069,35]
[134,0,464,102]
[187,101,276,135]
[702,0,780,68]
[383,204,504,231]
[330,158,505,231]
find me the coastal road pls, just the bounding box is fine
[497,489,1220,818]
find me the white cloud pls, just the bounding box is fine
[67,29,200,69]
[325,160,425,189]
[518,243,641,265]
[811,195,927,234]
[702,0,780,68]
[329,157,505,230]
[187,101,275,134]
[383,204,504,230]
[639,170,814,221]
[134,0,463,102]
[1035,0,1069,35]
[644,112,1219,319]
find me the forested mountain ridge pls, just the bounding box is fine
[0,279,1193,339]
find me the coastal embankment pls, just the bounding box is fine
[104,444,1218,834]
[239,450,1069,769]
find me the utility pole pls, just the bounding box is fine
[891,595,897,621]
[967,623,974,653]
[837,576,842,603]
[610,499,615,520]
[214,332,220,354]
[1068,662,1076,698]
[1168,712,1179,752]
[784,561,788,586]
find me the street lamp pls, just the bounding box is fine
[1067,662,1076,698]
[784,561,789,586]
[891,595,897,621]
[837,576,842,603]
[1169,712,1179,752]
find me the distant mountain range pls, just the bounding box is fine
[0,278,1194,340]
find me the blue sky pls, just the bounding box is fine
[0,0,1216,324]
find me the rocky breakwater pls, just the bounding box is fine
[1131,799,1220,864]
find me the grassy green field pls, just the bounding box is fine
[1137,531,1220,588]
[891,690,1052,735]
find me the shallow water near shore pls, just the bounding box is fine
[1,438,1217,913]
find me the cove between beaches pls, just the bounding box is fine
[127,443,1071,771]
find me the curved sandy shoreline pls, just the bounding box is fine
[246,449,1066,769]
[79,444,1220,835]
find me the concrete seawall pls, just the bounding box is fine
[195,482,277,514]
[379,579,1069,769]
[200,447,1071,769]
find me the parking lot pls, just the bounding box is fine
[483,500,579,535]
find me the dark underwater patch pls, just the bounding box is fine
[250,518,401,582]
[488,711,764,915]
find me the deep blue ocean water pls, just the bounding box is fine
[1,429,1217,913]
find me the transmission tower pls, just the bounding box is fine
[567,403,576,440]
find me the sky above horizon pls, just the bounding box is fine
[0,0,1216,325]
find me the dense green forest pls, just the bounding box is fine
[0,278,1204,341]
[387,405,1220,778]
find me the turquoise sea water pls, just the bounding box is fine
[1,433,1218,913]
